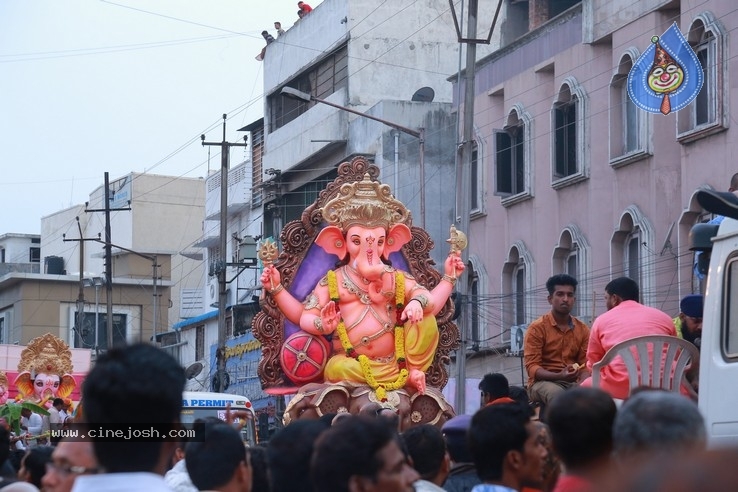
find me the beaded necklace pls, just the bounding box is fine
[328,269,408,401]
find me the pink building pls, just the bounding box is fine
[452,0,734,394]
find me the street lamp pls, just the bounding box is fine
[83,276,105,357]
[280,87,427,228]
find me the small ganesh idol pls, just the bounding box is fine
[14,333,76,408]
[260,172,465,404]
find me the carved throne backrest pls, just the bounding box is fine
[252,156,460,392]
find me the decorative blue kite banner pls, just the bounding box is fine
[627,23,703,115]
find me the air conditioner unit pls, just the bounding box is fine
[207,278,219,307]
[510,324,528,355]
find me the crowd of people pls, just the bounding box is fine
[0,268,720,491]
[0,339,728,492]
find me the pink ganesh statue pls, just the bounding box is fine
[254,156,464,430]
[0,372,8,405]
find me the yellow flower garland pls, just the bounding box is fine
[327,269,409,401]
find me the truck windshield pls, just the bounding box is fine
[181,407,257,446]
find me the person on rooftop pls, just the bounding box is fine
[298,2,313,15]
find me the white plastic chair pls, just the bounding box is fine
[591,335,699,395]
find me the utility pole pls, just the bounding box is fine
[86,172,131,349]
[454,0,478,415]
[62,217,100,348]
[450,0,503,414]
[201,114,247,393]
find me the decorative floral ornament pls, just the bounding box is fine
[328,270,409,401]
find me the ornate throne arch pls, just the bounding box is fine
[252,156,460,419]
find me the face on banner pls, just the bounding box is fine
[627,23,703,115]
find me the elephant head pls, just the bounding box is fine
[315,223,412,281]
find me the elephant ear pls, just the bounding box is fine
[384,223,412,257]
[58,374,76,399]
[315,226,348,260]
[13,372,33,399]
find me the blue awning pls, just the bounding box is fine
[172,309,219,330]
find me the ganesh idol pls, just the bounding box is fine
[256,158,465,429]
[0,371,8,405]
[14,333,76,408]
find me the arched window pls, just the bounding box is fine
[466,255,489,350]
[610,206,655,304]
[470,125,487,215]
[502,242,535,342]
[494,104,533,206]
[677,12,728,142]
[553,225,591,322]
[609,49,650,167]
[551,77,588,188]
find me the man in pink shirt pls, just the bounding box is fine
[580,277,676,399]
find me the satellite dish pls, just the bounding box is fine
[185,362,204,380]
[659,221,675,256]
[411,87,435,102]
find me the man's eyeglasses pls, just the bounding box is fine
[45,462,100,478]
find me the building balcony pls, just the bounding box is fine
[205,161,252,221]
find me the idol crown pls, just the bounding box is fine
[321,173,411,231]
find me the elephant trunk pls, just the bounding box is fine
[354,255,385,282]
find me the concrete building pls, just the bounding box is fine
[0,172,205,355]
[0,272,166,351]
[450,0,734,407]
[171,0,510,410]
[0,233,41,276]
[258,0,502,267]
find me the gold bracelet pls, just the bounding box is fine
[442,274,457,286]
[313,317,324,332]
[269,283,284,295]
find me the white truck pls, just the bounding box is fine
[691,189,738,448]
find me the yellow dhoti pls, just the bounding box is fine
[324,316,439,385]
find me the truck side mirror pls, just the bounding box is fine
[697,252,711,276]
[690,223,719,276]
[689,223,720,252]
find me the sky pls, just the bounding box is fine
[0,0,322,235]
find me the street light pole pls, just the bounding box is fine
[448,0,504,415]
[280,87,426,228]
[454,0,479,415]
